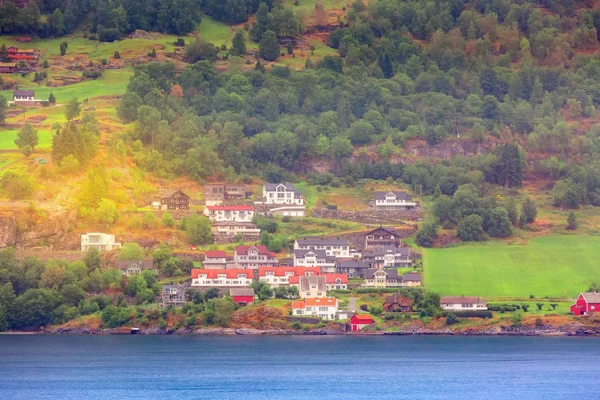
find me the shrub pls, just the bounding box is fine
[174,38,185,46]
[359,304,368,312]
[147,49,157,58]
[445,313,458,325]
[101,58,108,65]
[369,306,383,315]
[452,310,493,319]
[291,321,301,329]
[113,51,120,59]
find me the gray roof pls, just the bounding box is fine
[298,275,326,292]
[14,89,34,96]
[363,245,410,257]
[229,288,255,297]
[161,189,189,199]
[296,238,350,247]
[366,226,398,235]
[401,272,422,282]
[582,292,600,303]
[294,249,336,262]
[162,284,186,292]
[116,259,154,271]
[364,268,400,280]
[264,183,296,191]
[375,191,412,201]
[336,259,369,270]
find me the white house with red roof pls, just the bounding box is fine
[191,269,254,287]
[259,266,320,287]
[324,274,348,291]
[204,205,255,223]
[292,297,339,320]
[234,245,278,269]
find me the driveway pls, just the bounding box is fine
[348,297,358,312]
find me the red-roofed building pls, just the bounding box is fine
[259,266,320,287]
[204,205,254,223]
[234,245,278,269]
[571,292,600,316]
[191,269,254,287]
[229,288,255,305]
[350,314,374,331]
[292,297,339,320]
[7,46,40,61]
[324,274,348,291]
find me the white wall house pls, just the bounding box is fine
[363,246,412,268]
[204,206,254,223]
[292,298,339,320]
[258,267,319,287]
[440,296,488,311]
[81,233,121,252]
[293,249,337,273]
[374,191,418,210]
[191,269,254,287]
[294,238,350,258]
[263,183,304,205]
[234,245,278,269]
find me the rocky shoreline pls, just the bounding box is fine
[12,325,600,337]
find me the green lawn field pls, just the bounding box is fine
[0,129,53,150]
[424,235,600,298]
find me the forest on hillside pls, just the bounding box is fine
[4,0,600,242]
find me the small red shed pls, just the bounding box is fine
[229,288,255,305]
[571,292,600,315]
[350,314,374,331]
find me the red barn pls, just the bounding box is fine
[571,292,600,315]
[350,314,374,332]
[229,288,255,305]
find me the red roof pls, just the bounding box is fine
[351,314,374,324]
[235,245,273,257]
[207,205,254,211]
[292,300,305,309]
[191,268,254,279]
[292,298,337,308]
[259,266,321,277]
[205,250,227,258]
[324,274,348,284]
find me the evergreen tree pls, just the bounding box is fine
[255,60,265,72]
[48,92,56,104]
[259,30,280,61]
[566,211,577,230]
[378,53,394,79]
[496,143,522,188]
[14,123,39,157]
[59,41,68,56]
[250,3,271,42]
[505,198,518,225]
[0,45,9,62]
[50,8,65,36]
[230,30,247,56]
[521,197,537,223]
[530,77,543,105]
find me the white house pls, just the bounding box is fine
[374,191,418,210]
[290,275,327,298]
[191,269,254,287]
[292,297,339,320]
[234,245,278,269]
[294,238,350,258]
[362,245,412,268]
[204,205,254,223]
[9,89,37,106]
[258,266,319,287]
[262,183,304,205]
[363,269,422,288]
[81,233,121,251]
[440,296,488,311]
[293,249,337,273]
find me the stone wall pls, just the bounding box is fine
[311,208,421,224]
[213,234,261,245]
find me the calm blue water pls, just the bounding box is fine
[0,335,599,399]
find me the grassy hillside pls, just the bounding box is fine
[424,235,600,298]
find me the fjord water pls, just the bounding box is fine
[0,336,598,400]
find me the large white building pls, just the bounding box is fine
[294,238,350,259]
[292,297,339,320]
[293,249,337,273]
[234,245,278,269]
[374,191,418,210]
[258,266,319,287]
[191,269,254,287]
[440,296,488,311]
[262,183,304,205]
[81,233,121,252]
[204,205,255,223]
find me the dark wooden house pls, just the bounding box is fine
[160,189,189,210]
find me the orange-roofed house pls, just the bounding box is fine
[350,314,374,331]
[259,266,320,287]
[191,269,254,287]
[324,274,348,291]
[292,297,339,320]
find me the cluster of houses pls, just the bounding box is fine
[0,46,40,74]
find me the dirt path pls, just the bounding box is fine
[348,298,358,312]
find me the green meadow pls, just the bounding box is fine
[0,129,53,150]
[424,235,600,298]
